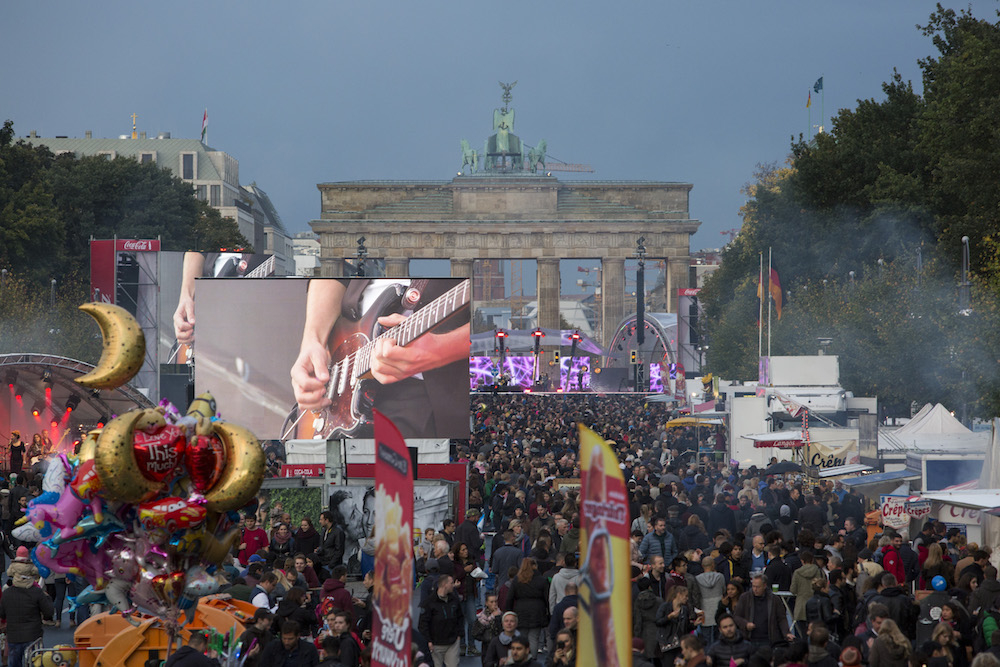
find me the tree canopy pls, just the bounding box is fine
[0,119,249,359]
[701,5,1000,418]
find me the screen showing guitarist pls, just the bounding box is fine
[290,278,471,439]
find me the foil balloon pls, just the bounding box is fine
[137,496,207,533]
[28,482,103,543]
[130,569,169,617]
[183,434,227,493]
[152,571,186,607]
[131,424,186,483]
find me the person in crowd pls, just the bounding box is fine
[483,611,521,667]
[633,577,663,665]
[1,545,54,667]
[509,557,549,656]
[706,613,753,667]
[696,555,726,646]
[238,608,272,667]
[239,514,269,566]
[472,593,503,658]
[163,631,222,667]
[296,518,321,557]
[656,585,700,666]
[733,574,794,651]
[418,573,465,667]
[260,620,321,666]
[869,618,912,667]
[547,629,575,667]
[680,634,710,667]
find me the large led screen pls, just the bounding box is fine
[193,278,471,440]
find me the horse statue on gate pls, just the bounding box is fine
[460,139,478,173]
[527,140,547,173]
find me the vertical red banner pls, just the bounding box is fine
[89,240,115,303]
[372,410,413,667]
[577,425,631,667]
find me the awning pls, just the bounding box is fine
[818,463,873,478]
[746,430,805,449]
[665,417,724,427]
[919,489,1000,512]
[841,469,920,488]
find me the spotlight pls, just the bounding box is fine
[2,370,16,387]
[31,400,44,417]
[97,414,108,428]
[41,369,53,385]
[64,395,81,413]
[50,420,57,429]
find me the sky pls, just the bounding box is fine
[4,1,993,253]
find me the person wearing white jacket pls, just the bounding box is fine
[548,552,581,612]
[696,556,726,647]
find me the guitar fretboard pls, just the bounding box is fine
[353,280,470,377]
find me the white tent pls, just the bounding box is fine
[880,403,989,452]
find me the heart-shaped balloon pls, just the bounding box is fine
[152,571,186,606]
[184,434,227,493]
[132,425,186,482]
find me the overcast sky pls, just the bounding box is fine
[5,1,991,252]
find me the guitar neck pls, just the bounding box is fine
[355,281,470,376]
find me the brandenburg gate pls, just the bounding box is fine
[309,85,700,347]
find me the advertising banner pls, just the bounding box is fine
[906,498,933,522]
[806,439,860,469]
[881,494,910,530]
[371,411,413,667]
[195,277,471,440]
[578,425,631,667]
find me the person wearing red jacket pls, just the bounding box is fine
[882,534,906,585]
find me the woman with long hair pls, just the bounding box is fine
[451,541,479,655]
[632,504,653,535]
[932,620,968,667]
[680,514,711,553]
[870,618,912,667]
[716,581,743,622]
[656,585,700,667]
[508,557,549,656]
[294,517,320,556]
[921,543,954,590]
[267,522,296,567]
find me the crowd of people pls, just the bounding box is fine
[5,392,1000,667]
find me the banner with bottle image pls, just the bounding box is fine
[371,410,414,667]
[577,425,631,667]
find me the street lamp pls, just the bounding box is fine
[355,236,368,277]
[531,328,545,386]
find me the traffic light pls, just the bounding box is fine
[553,351,560,364]
[630,350,637,365]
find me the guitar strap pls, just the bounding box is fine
[402,279,430,310]
[341,278,371,321]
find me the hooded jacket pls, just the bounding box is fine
[633,589,662,659]
[790,563,822,620]
[548,567,580,612]
[695,571,726,626]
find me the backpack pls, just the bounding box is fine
[975,610,1000,652]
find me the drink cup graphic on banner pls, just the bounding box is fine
[578,425,631,667]
[372,410,413,667]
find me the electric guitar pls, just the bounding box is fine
[294,280,470,440]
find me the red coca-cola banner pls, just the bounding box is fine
[279,464,326,478]
[89,239,160,304]
[371,410,413,667]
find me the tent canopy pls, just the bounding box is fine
[746,430,805,449]
[665,417,724,427]
[919,489,1000,511]
[896,403,972,436]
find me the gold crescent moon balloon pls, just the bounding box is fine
[204,422,265,513]
[94,409,163,503]
[75,303,146,390]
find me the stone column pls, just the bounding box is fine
[319,257,344,278]
[601,257,625,347]
[536,258,561,330]
[667,257,690,313]
[450,258,474,279]
[384,258,409,277]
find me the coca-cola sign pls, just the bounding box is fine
[116,239,160,252]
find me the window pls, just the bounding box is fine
[195,185,207,201]
[181,153,195,180]
[97,151,116,160]
[210,185,221,206]
[140,152,155,164]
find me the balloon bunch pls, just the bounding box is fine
[17,392,265,624]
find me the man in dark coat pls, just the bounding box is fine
[0,564,54,667]
[259,620,320,666]
[315,510,346,576]
[455,508,485,565]
[164,632,222,667]
[706,614,753,666]
[733,574,794,651]
[419,574,465,666]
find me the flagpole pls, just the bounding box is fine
[767,247,773,364]
[758,253,764,362]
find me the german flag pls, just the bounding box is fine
[757,268,784,320]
